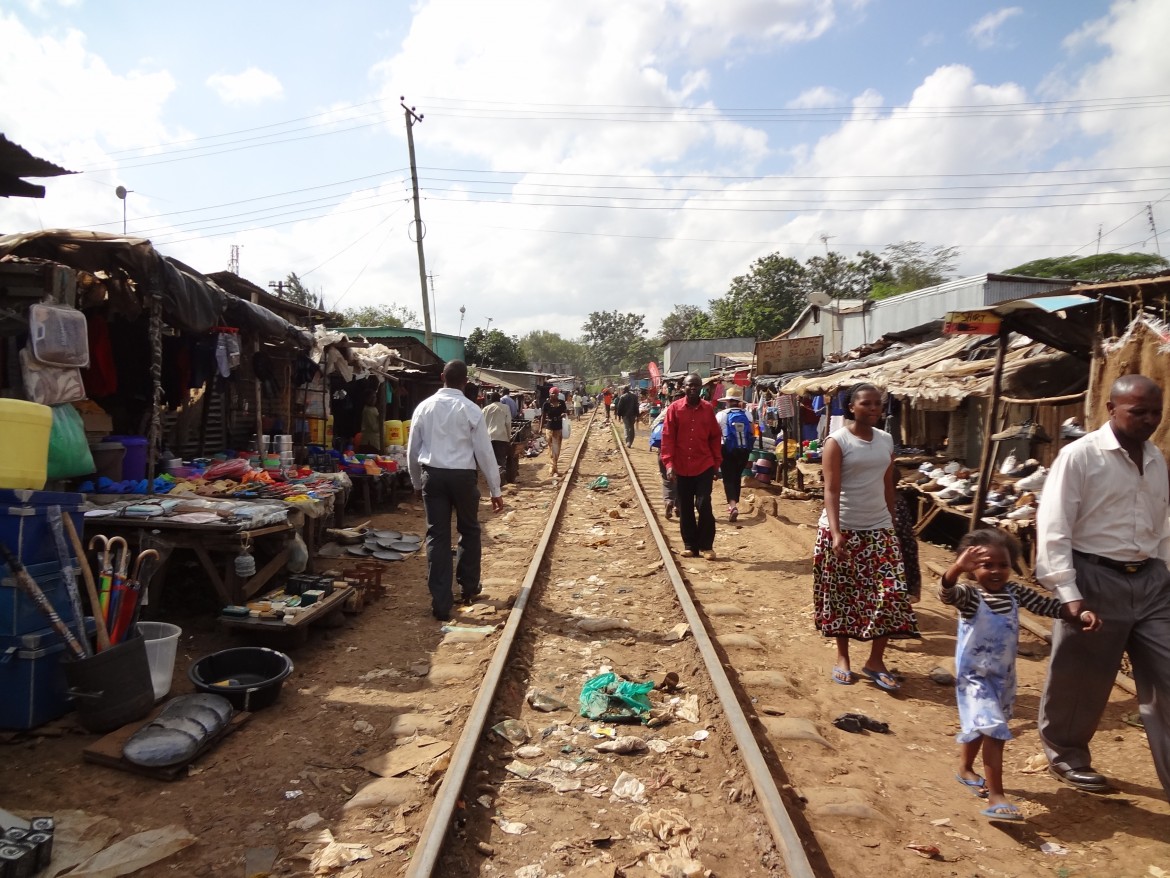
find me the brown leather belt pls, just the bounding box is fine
[1073,550,1152,575]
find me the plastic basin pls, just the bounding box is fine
[188,647,293,712]
[137,621,182,701]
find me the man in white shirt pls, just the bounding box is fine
[482,392,512,485]
[1035,374,1170,797]
[407,360,505,621]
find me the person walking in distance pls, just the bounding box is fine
[573,390,584,421]
[616,385,639,448]
[1036,374,1170,797]
[500,388,518,420]
[407,360,504,621]
[660,373,722,560]
[538,386,569,476]
[715,386,753,521]
[481,391,512,486]
[815,383,919,691]
[602,387,613,423]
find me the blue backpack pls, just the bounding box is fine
[649,420,664,449]
[723,408,752,451]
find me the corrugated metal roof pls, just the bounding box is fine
[0,134,74,198]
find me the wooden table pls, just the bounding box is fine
[219,585,353,644]
[84,515,298,607]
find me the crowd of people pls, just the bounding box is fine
[404,362,1170,821]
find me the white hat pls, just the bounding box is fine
[719,386,744,402]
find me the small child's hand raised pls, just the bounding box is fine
[952,546,987,575]
[1077,609,1102,632]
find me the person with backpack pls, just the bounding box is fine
[649,402,676,518]
[716,386,754,522]
[616,385,639,447]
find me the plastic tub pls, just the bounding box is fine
[137,621,182,700]
[106,435,147,482]
[188,647,293,712]
[89,442,126,482]
[0,400,52,490]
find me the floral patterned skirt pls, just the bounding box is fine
[813,525,920,641]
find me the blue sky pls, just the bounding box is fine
[1,0,1166,340]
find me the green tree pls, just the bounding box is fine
[660,304,713,340]
[465,327,526,369]
[1002,252,1169,282]
[282,272,321,308]
[622,334,663,373]
[518,330,590,374]
[707,254,808,339]
[803,250,891,299]
[870,242,959,299]
[340,304,420,327]
[581,311,651,376]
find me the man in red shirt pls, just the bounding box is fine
[661,373,723,559]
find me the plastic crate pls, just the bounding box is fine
[0,617,95,730]
[0,561,76,637]
[0,488,85,574]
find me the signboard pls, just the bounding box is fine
[754,336,824,375]
[944,311,1001,335]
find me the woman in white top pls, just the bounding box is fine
[815,383,919,692]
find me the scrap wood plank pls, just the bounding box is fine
[82,707,251,781]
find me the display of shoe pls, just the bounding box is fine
[944,461,962,474]
[935,480,972,500]
[937,474,958,487]
[1014,491,1037,508]
[982,503,1011,519]
[1008,459,1040,479]
[992,421,1052,443]
[1007,505,1036,521]
[918,462,935,473]
[998,453,1018,475]
[918,479,941,492]
[1016,468,1048,492]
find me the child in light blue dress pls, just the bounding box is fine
[940,529,1100,821]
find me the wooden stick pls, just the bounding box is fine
[0,542,86,660]
[62,514,111,651]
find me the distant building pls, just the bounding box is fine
[662,337,758,376]
[777,274,1074,355]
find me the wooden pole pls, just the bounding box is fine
[969,328,1009,531]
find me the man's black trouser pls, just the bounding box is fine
[721,448,751,504]
[421,466,481,616]
[676,467,716,552]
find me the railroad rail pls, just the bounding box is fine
[404,412,817,878]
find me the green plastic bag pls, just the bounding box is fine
[47,403,95,479]
[579,671,655,723]
[588,475,609,490]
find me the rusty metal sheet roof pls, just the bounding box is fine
[0,134,74,198]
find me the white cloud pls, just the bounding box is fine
[786,86,845,109]
[206,67,283,106]
[969,7,1023,49]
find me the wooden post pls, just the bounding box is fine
[197,380,211,456]
[969,328,1009,530]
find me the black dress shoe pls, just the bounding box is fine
[432,608,452,622]
[1049,765,1110,792]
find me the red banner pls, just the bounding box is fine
[647,361,661,388]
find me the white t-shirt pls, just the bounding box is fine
[818,425,893,531]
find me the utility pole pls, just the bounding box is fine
[268,281,286,300]
[427,273,439,333]
[1096,224,1102,255]
[228,244,240,275]
[1149,203,1162,256]
[402,97,434,351]
[818,233,835,255]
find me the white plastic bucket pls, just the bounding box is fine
[136,621,182,700]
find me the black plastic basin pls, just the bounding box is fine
[188,647,293,712]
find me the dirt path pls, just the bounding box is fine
[3,418,1168,878]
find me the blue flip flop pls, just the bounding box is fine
[956,774,989,798]
[831,667,855,685]
[981,802,1024,822]
[861,667,901,692]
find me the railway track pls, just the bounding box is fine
[405,413,817,878]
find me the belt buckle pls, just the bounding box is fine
[1123,561,1143,574]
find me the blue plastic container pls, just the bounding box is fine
[0,617,94,730]
[1,561,74,637]
[105,436,148,482]
[0,488,85,575]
